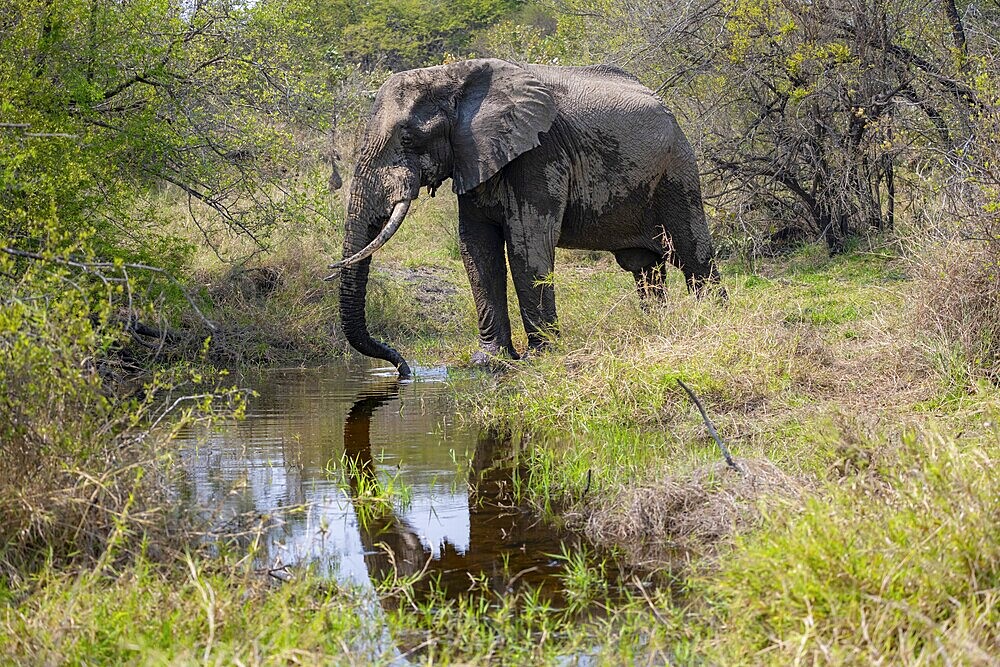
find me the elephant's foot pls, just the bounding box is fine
[691,281,728,303]
[471,343,519,368]
[518,340,552,362]
[688,269,727,303]
[516,347,537,362]
[518,349,542,363]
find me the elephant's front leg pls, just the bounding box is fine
[458,202,518,362]
[505,216,559,352]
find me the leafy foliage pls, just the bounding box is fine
[0,0,345,259]
[485,0,986,254]
[0,246,246,579]
[315,0,522,70]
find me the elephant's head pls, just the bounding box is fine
[333,59,556,376]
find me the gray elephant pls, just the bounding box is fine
[332,58,722,377]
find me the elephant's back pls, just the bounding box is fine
[524,62,646,90]
[525,63,682,154]
[525,64,672,114]
[522,64,701,250]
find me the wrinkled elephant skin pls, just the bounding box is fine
[336,59,722,377]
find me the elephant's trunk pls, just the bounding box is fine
[339,200,413,378]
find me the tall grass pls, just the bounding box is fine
[179,189,476,365]
[6,183,1000,663]
[2,556,383,664]
[469,249,920,555]
[917,238,1000,386]
[698,428,1000,664]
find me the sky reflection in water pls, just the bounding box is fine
[174,363,576,599]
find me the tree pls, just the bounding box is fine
[496,0,979,253]
[0,0,346,263]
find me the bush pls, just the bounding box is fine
[918,236,1000,383]
[915,99,1000,384]
[0,255,244,581]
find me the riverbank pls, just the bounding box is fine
[182,192,1000,660]
[318,193,999,660]
[463,240,1000,662]
[5,191,999,663]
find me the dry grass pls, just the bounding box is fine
[916,237,1000,384]
[463,236,1000,663]
[467,244,989,575]
[198,239,345,364]
[579,458,804,568]
[171,190,475,366]
[6,186,1000,663]
[0,251,256,581]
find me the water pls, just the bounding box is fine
[174,361,602,602]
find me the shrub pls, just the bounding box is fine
[918,235,1000,383]
[915,97,1000,383]
[0,255,243,581]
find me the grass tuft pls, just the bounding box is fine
[698,428,1000,664]
[583,459,804,567]
[916,237,1000,384]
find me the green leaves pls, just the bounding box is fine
[1,0,345,262]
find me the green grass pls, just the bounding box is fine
[2,546,692,664]
[7,421,996,665]
[445,233,1000,662]
[469,247,913,505]
[695,428,1000,664]
[185,194,998,662]
[3,556,385,664]
[7,191,1000,664]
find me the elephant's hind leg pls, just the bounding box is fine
[664,235,722,296]
[614,248,668,302]
[649,176,722,297]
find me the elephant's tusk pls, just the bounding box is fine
[328,200,411,270]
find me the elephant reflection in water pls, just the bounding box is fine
[343,379,564,600]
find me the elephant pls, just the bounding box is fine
[331,58,723,377]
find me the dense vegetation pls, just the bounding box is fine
[2,0,999,663]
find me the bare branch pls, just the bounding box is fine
[0,246,215,330]
[677,379,741,473]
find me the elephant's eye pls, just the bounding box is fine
[399,129,415,148]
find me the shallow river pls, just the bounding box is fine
[174,361,604,602]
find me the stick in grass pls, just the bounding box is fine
[677,379,741,473]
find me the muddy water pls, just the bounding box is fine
[174,362,602,602]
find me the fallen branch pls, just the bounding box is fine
[677,379,741,473]
[130,320,180,342]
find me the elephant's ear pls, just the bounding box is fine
[451,59,556,195]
